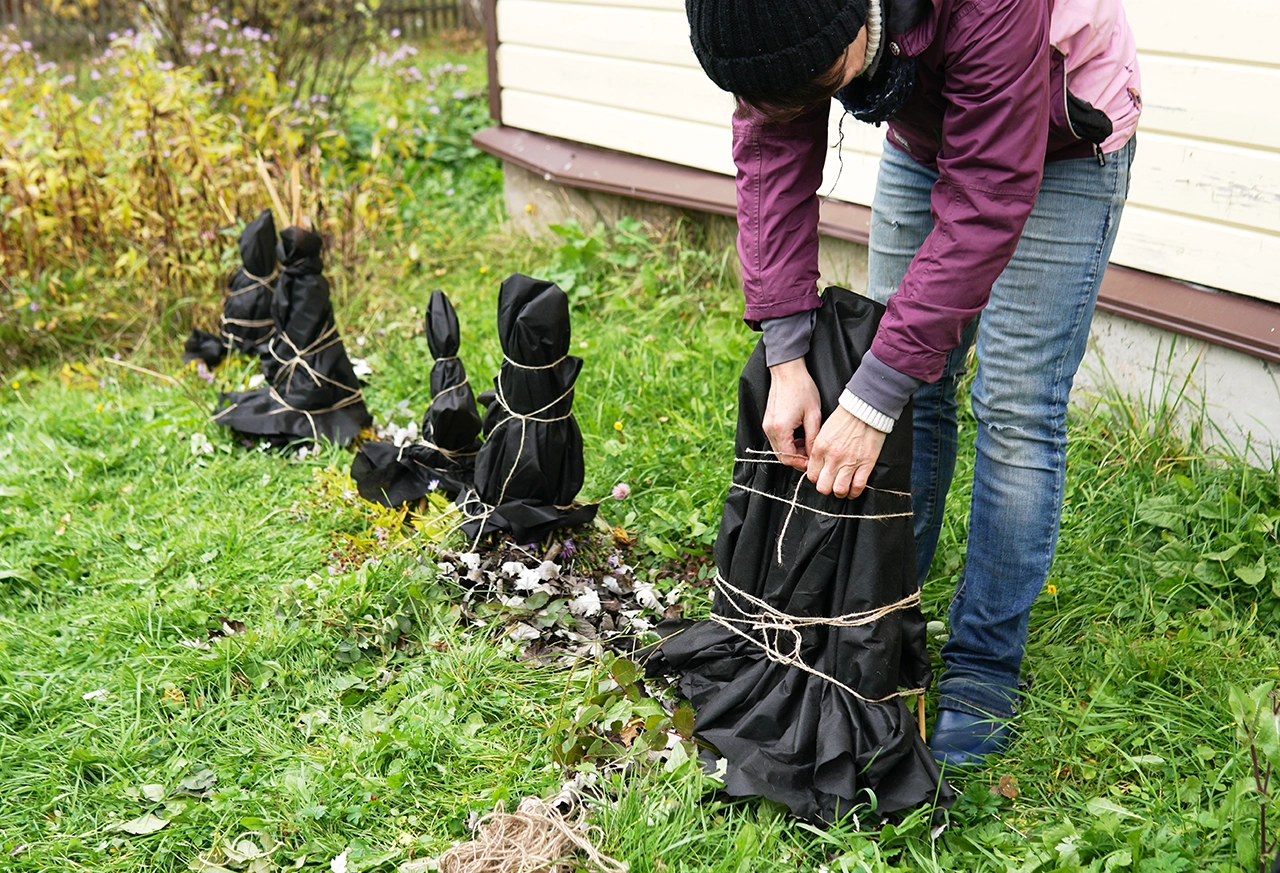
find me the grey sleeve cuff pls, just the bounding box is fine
[844,350,923,422]
[760,310,817,367]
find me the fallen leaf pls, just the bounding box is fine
[114,813,170,835]
[176,767,216,796]
[210,617,247,639]
[992,775,1019,799]
[331,848,350,873]
[140,783,166,802]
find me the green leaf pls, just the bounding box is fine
[1136,496,1188,533]
[1085,797,1141,819]
[672,704,696,739]
[609,658,638,689]
[1201,544,1242,562]
[1235,554,1266,587]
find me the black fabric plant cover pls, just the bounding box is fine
[213,225,370,446]
[644,288,953,824]
[351,290,483,503]
[458,274,597,541]
[220,208,280,355]
[182,209,279,368]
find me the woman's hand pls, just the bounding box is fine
[807,405,887,499]
[764,359,822,472]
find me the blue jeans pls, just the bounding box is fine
[866,139,1135,719]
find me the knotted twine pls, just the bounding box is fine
[214,322,365,443]
[709,448,926,708]
[437,791,626,873]
[455,353,578,544]
[221,266,279,348]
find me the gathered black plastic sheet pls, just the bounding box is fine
[183,209,279,368]
[351,290,483,503]
[457,274,597,542]
[644,288,953,824]
[213,225,370,447]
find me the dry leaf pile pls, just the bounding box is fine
[434,529,693,662]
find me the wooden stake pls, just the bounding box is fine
[290,161,304,230]
[917,695,927,741]
[255,157,288,228]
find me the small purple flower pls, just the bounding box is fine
[89,70,100,81]
[607,552,621,569]
[560,538,576,559]
[451,89,467,100]
[427,479,440,492]
[195,361,215,384]
[612,482,631,500]
[28,301,38,312]
[390,27,401,37]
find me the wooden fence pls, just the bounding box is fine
[0,0,474,52]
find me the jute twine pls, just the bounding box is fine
[454,354,578,545]
[213,323,365,442]
[705,447,924,704]
[437,793,626,873]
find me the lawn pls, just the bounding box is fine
[3,31,1280,873]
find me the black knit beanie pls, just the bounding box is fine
[686,0,870,101]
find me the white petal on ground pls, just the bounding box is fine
[601,575,622,594]
[508,623,541,641]
[350,357,373,378]
[568,589,602,617]
[635,586,662,612]
[82,689,110,701]
[330,849,349,873]
[500,561,526,577]
[247,374,266,389]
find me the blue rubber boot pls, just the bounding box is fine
[929,708,1012,770]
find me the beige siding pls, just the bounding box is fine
[496,0,1280,302]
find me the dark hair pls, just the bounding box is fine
[734,49,849,124]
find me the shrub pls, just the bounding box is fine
[0,24,491,368]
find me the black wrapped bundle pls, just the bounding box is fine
[213,226,370,446]
[221,209,279,355]
[458,274,597,541]
[182,209,278,368]
[351,290,483,503]
[183,329,226,368]
[644,289,952,824]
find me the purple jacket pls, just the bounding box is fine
[737,0,1141,422]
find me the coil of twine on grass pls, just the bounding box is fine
[437,792,626,873]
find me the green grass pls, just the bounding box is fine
[4,42,1280,873]
[4,214,1280,872]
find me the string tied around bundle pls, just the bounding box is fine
[225,266,280,298]
[710,570,925,705]
[730,448,913,564]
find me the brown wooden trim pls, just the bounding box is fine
[474,125,1280,363]
[472,126,871,244]
[484,0,500,123]
[1096,267,1280,364]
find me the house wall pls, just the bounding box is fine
[494,0,1280,305]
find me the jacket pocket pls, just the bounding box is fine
[1047,48,1113,152]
